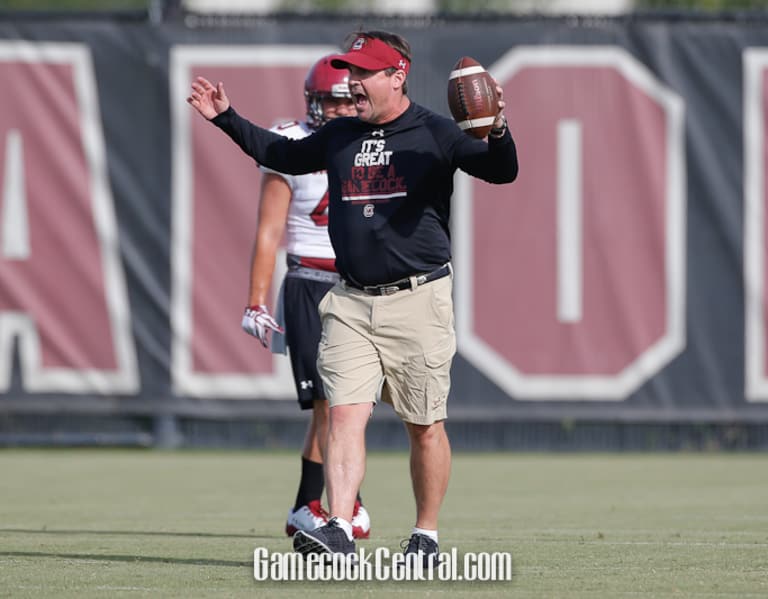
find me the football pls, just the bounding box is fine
[447,56,499,139]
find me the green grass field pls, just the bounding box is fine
[1,450,766,598]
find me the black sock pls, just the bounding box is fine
[294,457,324,510]
[356,492,363,505]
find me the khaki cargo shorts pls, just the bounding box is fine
[316,274,456,425]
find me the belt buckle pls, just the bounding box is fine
[379,285,400,296]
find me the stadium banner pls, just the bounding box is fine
[1,15,768,427]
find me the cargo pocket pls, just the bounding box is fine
[389,354,428,422]
[424,338,456,417]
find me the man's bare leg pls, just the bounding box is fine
[405,420,451,530]
[325,402,373,523]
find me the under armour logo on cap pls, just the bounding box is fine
[352,37,365,50]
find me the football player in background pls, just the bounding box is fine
[240,55,371,539]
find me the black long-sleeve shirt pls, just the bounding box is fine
[213,102,518,286]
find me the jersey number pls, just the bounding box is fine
[310,189,329,227]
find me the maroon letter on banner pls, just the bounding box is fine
[453,47,685,400]
[170,46,335,398]
[0,42,137,394]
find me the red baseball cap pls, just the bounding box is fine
[329,36,410,75]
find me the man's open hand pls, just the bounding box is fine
[187,76,230,120]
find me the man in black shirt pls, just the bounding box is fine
[188,30,518,565]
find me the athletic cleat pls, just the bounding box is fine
[351,501,371,539]
[293,516,356,557]
[401,533,439,569]
[285,499,329,537]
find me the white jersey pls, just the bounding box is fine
[260,120,335,260]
